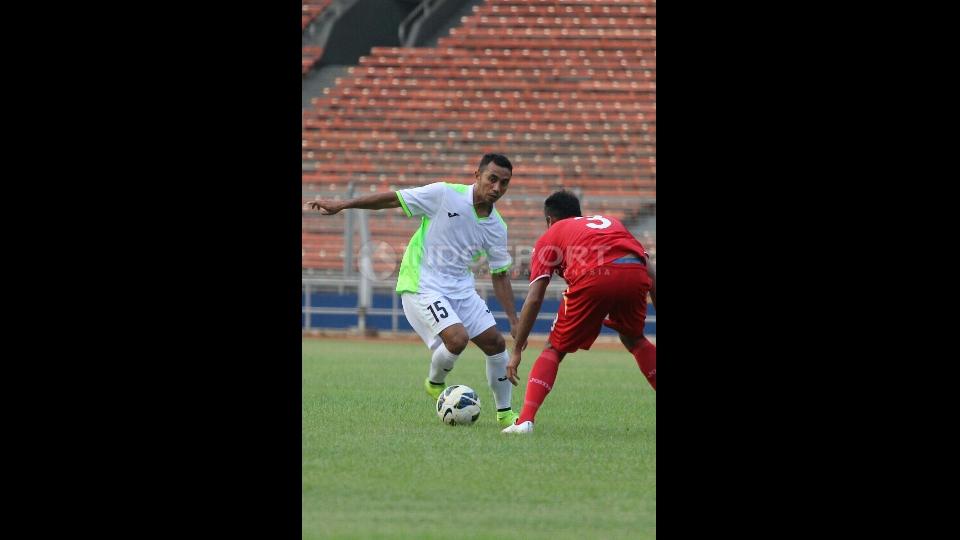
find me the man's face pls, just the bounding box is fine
[474,163,512,204]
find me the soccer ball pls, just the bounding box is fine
[436,385,481,426]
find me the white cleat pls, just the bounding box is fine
[501,420,534,434]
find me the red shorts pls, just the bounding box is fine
[547,264,652,353]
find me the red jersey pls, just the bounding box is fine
[529,215,647,286]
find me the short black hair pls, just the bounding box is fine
[544,190,582,220]
[478,153,513,172]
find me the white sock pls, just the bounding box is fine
[428,343,458,384]
[486,350,513,410]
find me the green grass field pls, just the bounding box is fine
[302,338,656,539]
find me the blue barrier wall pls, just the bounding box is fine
[303,291,656,335]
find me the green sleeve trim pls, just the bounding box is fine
[490,263,512,274]
[396,191,412,217]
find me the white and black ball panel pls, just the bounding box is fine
[436,385,481,426]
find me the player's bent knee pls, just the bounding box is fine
[618,333,638,350]
[544,342,567,362]
[471,327,505,355]
[443,330,470,354]
[485,333,506,355]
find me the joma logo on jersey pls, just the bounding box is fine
[447,212,460,218]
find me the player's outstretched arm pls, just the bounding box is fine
[304,191,402,215]
[505,277,550,385]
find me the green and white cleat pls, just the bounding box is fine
[501,420,534,434]
[496,410,520,428]
[424,378,445,401]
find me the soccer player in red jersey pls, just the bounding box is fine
[502,190,656,434]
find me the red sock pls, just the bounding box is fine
[631,338,656,390]
[517,348,561,424]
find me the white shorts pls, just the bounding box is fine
[401,292,498,350]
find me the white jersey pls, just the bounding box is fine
[395,182,511,299]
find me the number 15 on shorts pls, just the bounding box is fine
[427,300,449,324]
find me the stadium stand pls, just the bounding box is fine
[303,0,655,275]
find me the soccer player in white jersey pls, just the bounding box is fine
[305,154,522,427]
